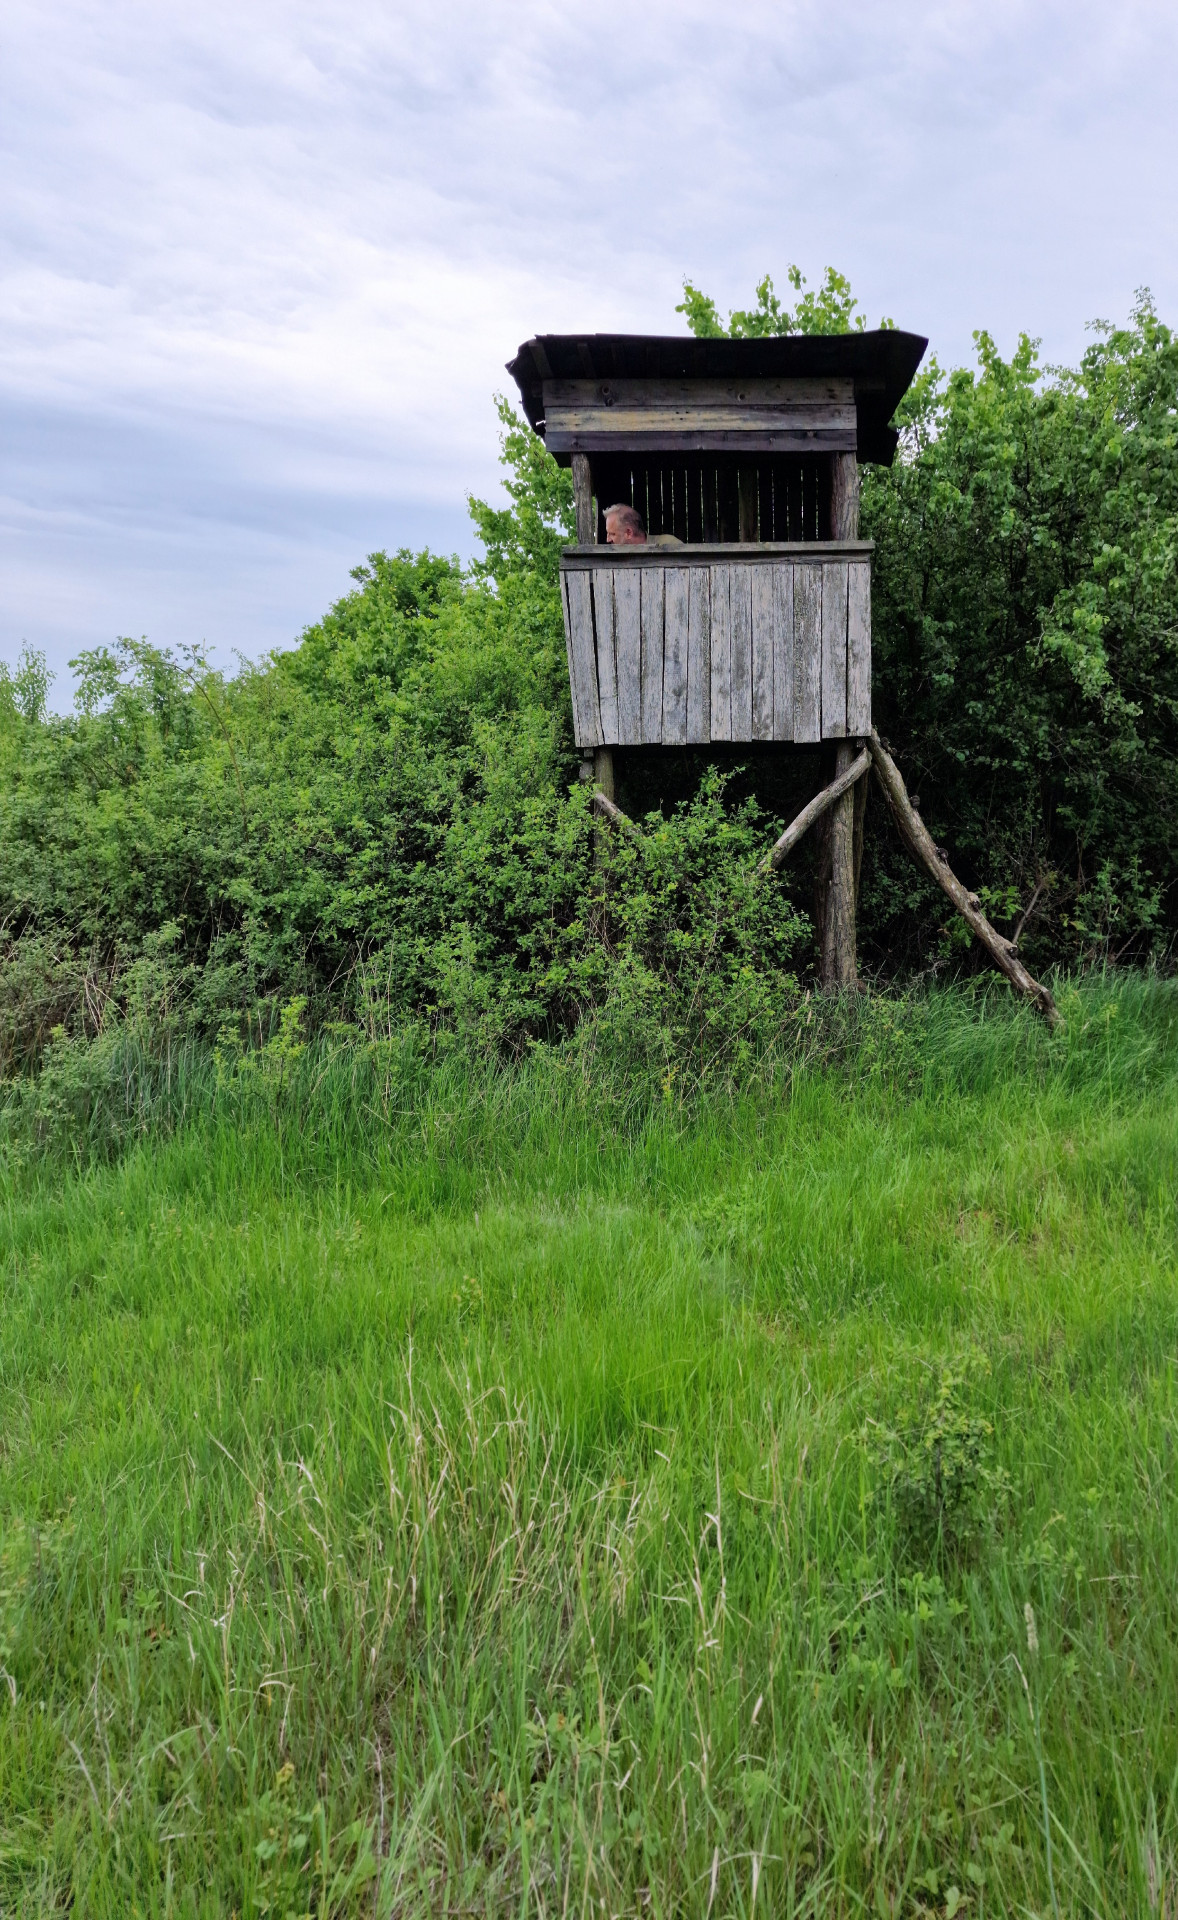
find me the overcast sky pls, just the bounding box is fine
[3,0,1176,705]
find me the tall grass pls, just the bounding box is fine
[2,975,1178,1915]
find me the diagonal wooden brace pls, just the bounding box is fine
[758,747,870,874]
[868,729,1060,1028]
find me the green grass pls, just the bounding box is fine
[2,977,1178,1916]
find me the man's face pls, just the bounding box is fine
[605,510,646,546]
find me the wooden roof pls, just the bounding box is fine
[507,329,927,467]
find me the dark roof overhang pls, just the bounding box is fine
[506,328,927,467]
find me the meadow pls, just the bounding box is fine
[2,974,1177,1916]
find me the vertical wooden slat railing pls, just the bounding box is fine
[560,543,872,749]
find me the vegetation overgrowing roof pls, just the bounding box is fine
[507,328,928,465]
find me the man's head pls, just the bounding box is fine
[604,503,646,545]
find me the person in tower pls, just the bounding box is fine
[603,503,682,548]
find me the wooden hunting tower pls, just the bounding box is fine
[507,327,928,985]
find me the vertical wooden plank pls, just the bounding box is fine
[592,568,620,745]
[703,467,719,542]
[821,559,849,738]
[719,466,738,543]
[738,469,758,543]
[662,567,690,745]
[572,453,594,545]
[647,471,665,537]
[686,566,711,743]
[751,563,775,741]
[772,563,794,741]
[758,466,773,543]
[561,573,582,745]
[687,464,704,544]
[710,564,732,740]
[632,467,647,530]
[787,460,802,541]
[730,564,753,739]
[846,560,872,735]
[671,469,689,544]
[830,451,860,541]
[793,562,822,743]
[563,569,602,747]
[640,566,666,742]
[613,565,643,747]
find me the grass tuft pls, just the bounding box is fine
[2,975,1178,1913]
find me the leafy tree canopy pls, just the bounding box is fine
[676,264,890,338]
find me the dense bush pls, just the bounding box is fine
[0,412,808,1075]
[864,297,1178,971]
[2,279,1176,1086]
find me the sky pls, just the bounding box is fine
[2,0,1177,706]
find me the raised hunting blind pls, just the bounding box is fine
[506,329,1061,1023]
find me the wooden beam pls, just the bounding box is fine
[543,376,857,456]
[819,450,862,987]
[591,786,640,840]
[868,729,1061,1027]
[759,747,870,872]
[821,742,859,985]
[571,453,594,545]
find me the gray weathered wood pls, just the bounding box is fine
[760,746,870,871]
[640,567,665,743]
[613,567,643,747]
[751,563,775,740]
[571,452,594,545]
[846,560,871,734]
[868,730,1061,1027]
[710,565,732,741]
[563,569,602,747]
[738,469,758,543]
[560,540,872,569]
[546,375,855,411]
[686,566,711,743]
[730,565,752,738]
[772,564,794,741]
[820,560,849,738]
[560,544,872,746]
[543,376,857,454]
[592,786,640,841]
[662,567,690,745]
[821,740,859,986]
[592,569,620,744]
[830,451,860,541]
[793,563,822,743]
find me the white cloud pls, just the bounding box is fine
[2,0,1176,699]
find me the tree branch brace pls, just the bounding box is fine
[866,730,1060,1027]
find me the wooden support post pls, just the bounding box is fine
[830,450,859,546]
[821,741,860,986]
[593,745,615,803]
[819,450,862,988]
[572,454,594,545]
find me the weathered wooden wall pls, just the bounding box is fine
[561,544,871,749]
[543,376,856,454]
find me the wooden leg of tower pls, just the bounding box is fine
[821,740,860,988]
[593,746,615,804]
[821,450,863,987]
